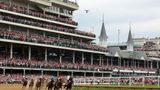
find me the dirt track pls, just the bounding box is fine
[0,84,22,90]
[0,84,63,90]
[0,84,49,90]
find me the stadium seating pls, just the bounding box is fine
[0,2,96,38]
[0,28,107,52]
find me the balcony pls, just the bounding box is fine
[29,0,52,6]
[0,2,78,27]
[51,0,79,10]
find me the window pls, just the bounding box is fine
[63,0,68,3]
[60,8,64,13]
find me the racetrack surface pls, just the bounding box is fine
[1,84,160,90]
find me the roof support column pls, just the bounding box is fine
[102,55,104,65]
[59,55,62,64]
[72,51,75,64]
[84,72,86,77]
[9,25,11,31]
[71,37,73,43]
[80,39,82,43]
[120,58,122,67]
[151,61,153,69]
[84,72,86,84]
[99,55,102,65]
[144,60,146,69]
[28,46,31,60]
[71,71,74,77]
[43,32,46,37]
[27,29,29,36]
[118,57,120,66]
[123,59,125,67]
[128,60,130,67]
[147,61,149,69]
[41,70,44,76]
[57,71,59,77]
[23,69,26,76]
[82,52,84,64]
[9,0,11,7]
[111,57,113,66]
[93,72,95,84]
[107,57,108,66]
[91,53,93,65]
[134,60,136,68]
[3,69,5,75]
[58,34,60,40]
[138,60,140,68]
[133,60,135,68]
[157,61,159,69]
[131,60,133,68]
[10,43,13,59]
[45,48,47,62]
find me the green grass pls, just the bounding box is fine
[71,84,160,90]
[72,87,144,90]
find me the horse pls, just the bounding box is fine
[29,79,34,90]
[65,76,74,90]
[54,77,63,90]
[22,77,28,90]
[47,79,54,90]
[36,78,42,90]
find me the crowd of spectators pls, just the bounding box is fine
[0,2,78,25]
[0,55,111,71]
[0,74,51,84]
[0,28,107,52]
[134,42,158,52]
[134,41,160,58]
[0,54,157,72]
[0,74,23,84]
[0,2,96,38]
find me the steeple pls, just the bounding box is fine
[127,22,134,51]
[99,14,108,47]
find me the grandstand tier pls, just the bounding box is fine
[0,0,159,79]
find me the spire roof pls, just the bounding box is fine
[99,16,108,41]
[127,22,133,44]
[127,30,133,44]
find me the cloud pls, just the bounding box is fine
[73,0,160,43]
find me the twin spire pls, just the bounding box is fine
[99,14,108,47]
[98,15,133,50]
[127,22,134,51]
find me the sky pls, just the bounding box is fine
[73,0,160,44]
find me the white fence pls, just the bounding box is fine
[74,76,160,87]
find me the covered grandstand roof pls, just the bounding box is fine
[108,47,148,60]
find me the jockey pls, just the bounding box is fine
[67,75,70,80]
[65,76,74,90]
[50,76,55,81]
[58,76,62,81]
[22,76,28,88]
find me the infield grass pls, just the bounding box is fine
[0,84,160,90]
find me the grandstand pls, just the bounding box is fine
[0,0,160,87]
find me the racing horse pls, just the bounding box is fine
[47,78,55,90]
[65,76,74,90]
[54,77,63,90]
[36,77,42,90]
